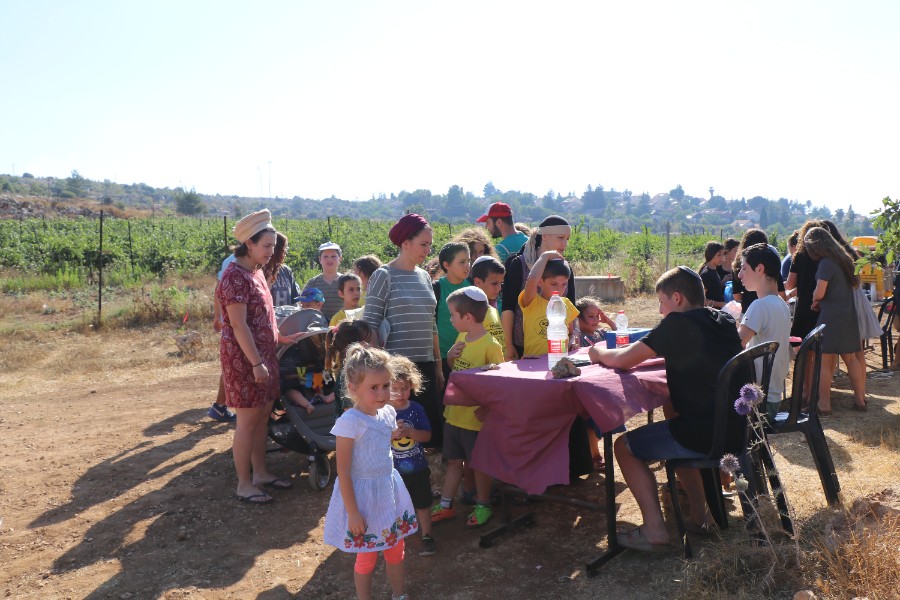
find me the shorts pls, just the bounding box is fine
[624,421,707,463]
[400,468,433,510]
[442,423,479,462]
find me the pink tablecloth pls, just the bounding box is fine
[443,350,670,495]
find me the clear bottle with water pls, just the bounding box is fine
[546,292,568,370]
[614,310,629,347]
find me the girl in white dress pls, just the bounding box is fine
[323,344,417,600]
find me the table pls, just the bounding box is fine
[443,349,671,574]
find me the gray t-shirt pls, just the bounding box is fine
[304,272,343,321]
[363,265,437,363]
[741,294,792,404]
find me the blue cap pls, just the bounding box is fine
[298,288,325,303]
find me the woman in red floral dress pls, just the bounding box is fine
[218,209,303,504]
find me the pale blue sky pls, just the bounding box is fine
[2,1,897,214]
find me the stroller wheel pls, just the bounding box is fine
[308,454,332,491]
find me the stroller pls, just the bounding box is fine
[267,308,337,490]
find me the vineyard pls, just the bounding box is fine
[0,214,739,302]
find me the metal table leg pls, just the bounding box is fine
[586,432,625,576]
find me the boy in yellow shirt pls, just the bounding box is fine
[518,251,579,356]
[329,273,363,326]
[470,255,506,355]
[431,286,504,528]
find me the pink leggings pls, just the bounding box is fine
[354,539,405,574]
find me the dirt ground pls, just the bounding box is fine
[1,296,898,600]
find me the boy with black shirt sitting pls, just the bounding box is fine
[589,266,750,552]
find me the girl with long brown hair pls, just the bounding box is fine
[803,226,867,413]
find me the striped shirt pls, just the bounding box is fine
[363,265,437,362]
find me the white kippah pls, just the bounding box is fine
[461,286,488,302]
[471,255,495,268]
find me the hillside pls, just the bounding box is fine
[0,171,877,238]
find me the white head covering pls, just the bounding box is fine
[318,241,342,256]
[461,286,489,302]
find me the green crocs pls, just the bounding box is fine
[466,503,493,527]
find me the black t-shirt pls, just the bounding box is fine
[716,265,733,284]
[699,265,724,303]
[640,308,750,454]
[789,251,820,338]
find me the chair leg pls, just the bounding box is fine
[665,462,691,559]
[803,425,841,505]
[701,468,728,530]
[754,437,794,534]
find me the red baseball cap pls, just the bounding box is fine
[475,202,512,223]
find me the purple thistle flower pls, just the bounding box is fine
[734,397,753,416]
[720,453,740,475]
[740,383,764,406]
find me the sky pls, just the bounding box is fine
[1,0,898,215]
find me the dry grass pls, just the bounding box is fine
[814,514,900,600]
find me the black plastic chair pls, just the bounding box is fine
[665,341,778,558]
[757,324,840,510]
[878,296,896,369]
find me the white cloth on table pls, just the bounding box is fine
[323,406,418,553]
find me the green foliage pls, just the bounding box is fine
[0,215,757,298]
[856,196,899,272]
[175,188,205,215]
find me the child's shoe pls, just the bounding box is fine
[466,504,493,527]
[418,534,436,556]
[430,504,456,523]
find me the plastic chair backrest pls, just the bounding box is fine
[707,341,779,461]
[784,324,826,427]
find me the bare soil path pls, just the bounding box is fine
[1,302,897,599]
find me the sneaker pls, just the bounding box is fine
[419,535,436,556]
[207,403,237,422]
[430,504,456,523]
[466,504,493,527]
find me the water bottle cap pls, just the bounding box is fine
[618,310,624,313]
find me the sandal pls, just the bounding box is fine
[466,504,493,527]
[592,456,605,471]
[235,493,273,504]
[259,477,293,490]
[618,527,672,553]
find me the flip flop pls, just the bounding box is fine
[852,403,868,412]
[235,493,274,504]
[259,478,293,490]
[618,527,672,553]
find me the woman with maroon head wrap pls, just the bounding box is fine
[363,214,444,447]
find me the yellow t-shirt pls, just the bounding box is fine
[444,331,504,431]
[518,291,579,356]
[329,310,346,327]
[483,306,506,355]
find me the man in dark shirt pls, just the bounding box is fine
[589,266,749,552]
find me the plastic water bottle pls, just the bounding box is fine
[546,293,568,370]
[614,310,629,348]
